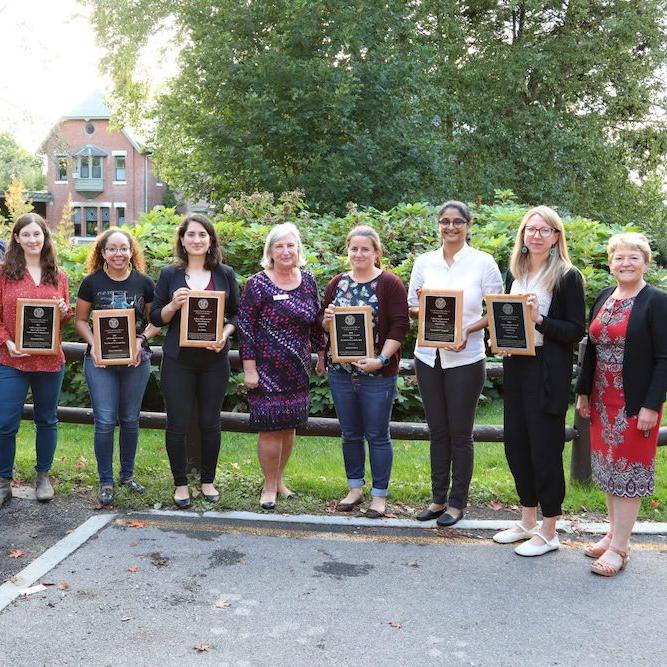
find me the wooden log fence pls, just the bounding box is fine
[19,342,665,484]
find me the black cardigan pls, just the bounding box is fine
[150,263,240,359]
[576,284,667,416]
[506,267,586,415]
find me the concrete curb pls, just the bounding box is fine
[0,513,115,613]
[140,509,667,535]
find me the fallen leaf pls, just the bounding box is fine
[230,462,240,470]
[8,550,25,559]
[489,500,503,511]
[384,512,398,519]
[41,581,56,587]
[386,621,402,628]
[193,644,211,653]
[126,519,147,529]
[214,599,231,609]
[149,552,169,568]
[128,565,139,573]
[56,582,70,591]
[74,456,88,472]
[650,500,660,509]
[128,540,139,547]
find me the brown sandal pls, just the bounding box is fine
[584,534,613,559]
[591,546,630,577]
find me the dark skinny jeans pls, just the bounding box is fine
[160,352,229,486]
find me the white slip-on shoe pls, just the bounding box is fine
[514,532,560,557]
[493,522,538,544]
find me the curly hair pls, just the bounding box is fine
[1,213,60,286]
[175,213,222,270]
[85,228,147,274]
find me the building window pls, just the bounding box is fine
[101,207,110,230]
[56,157,67,181]
[85,123,95,135]
[114,156,126,181]
[85,207,98,236]
[73,208,81,236]
[116,207,125,226]
[78,155,103,179]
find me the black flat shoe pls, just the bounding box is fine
[203,493,220,503]
[260,500,276,510]
[120,478,146,494]
[281,492,299,500]
[174,496,192,509]
[98,486,114,507]
[365,508,386,519]
[415,507,446,521]
[336,497,364,512]
[436,511,464,527]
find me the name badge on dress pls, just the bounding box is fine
[273,294,289,301]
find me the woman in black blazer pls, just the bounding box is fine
[577,232,667,576]
[151,214,239,508]
[493,206,585,556]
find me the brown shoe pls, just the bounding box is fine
[35,472,54,502]
[0,478,12,507]
[336,497,363,512]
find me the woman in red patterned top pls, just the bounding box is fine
[0,213,71,507]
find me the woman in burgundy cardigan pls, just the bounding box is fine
[321,226,409,518]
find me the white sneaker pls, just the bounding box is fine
[514,532,560,557]
[493,522,538,544]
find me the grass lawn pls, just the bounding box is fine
[12,400,667,521]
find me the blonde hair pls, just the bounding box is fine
[260,222,306,269]
[509,206,577,293]
[607,232,652,264]
[346,225,383,269]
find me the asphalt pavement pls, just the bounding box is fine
[1,509,666,666]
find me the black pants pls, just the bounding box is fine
[503,353,565,517]
[161,353,230,486]
[415,356,485,510]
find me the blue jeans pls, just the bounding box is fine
[0,363,65,479]
[84,355,151,486]
[328,370,397,497]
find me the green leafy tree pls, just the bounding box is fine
[0,132,46,191]
[4,176,33,221]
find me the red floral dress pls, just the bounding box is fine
[589,296,659,497]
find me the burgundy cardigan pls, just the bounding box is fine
[321,271,409,377]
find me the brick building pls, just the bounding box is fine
[41,91,164,237]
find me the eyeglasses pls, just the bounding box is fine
[438,218,467,228]
[524,226,558,238]
[105,247,131,255]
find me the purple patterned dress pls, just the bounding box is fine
[238,270,325,431]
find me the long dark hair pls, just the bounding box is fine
[1,213,60,286]
[175,213,222,270]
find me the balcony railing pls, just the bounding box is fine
[74,177,104,193]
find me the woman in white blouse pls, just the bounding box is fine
[408,201,502,526]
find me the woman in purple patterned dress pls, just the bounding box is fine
[238,223,325,510]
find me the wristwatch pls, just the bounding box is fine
[376,353,390,367]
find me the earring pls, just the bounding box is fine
[128,261,134,272]
[103,260,109,273]
[549,246,557,257]
[521,245,528,254]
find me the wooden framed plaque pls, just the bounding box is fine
[330,306,374,363]
[485,294,536,356]
[179,290,226,348]
[417,289,464,348]
[15,298,60,355]
[92,308,136,365]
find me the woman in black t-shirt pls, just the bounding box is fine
[75,229,160,507]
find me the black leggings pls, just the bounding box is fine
[160,353,230,486]
[503,353,566,517]
[415,356,485,510]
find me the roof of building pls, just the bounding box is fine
[71,144,109,158]
[62,90,111,120]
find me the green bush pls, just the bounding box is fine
[55,192,667,418]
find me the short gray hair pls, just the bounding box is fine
[260,222,306,269]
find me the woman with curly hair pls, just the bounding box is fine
[75,228,159,506]
[0,213,71,506]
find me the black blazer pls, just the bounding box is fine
[506,267,586,414]
[150,263,240,359]
[576,284,667,416]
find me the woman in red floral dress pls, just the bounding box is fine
[577,232,667,576]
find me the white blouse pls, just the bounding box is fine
[408,244,503,369]
[509,272,553,346]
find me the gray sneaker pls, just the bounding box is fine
[0,477,12,507]
[35,471,54,502]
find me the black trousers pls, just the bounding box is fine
[503,353,566,517]
[415,356,485,510]
[161,352,230,486]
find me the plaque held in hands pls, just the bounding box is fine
[15,298,60,355]
[330,306,374,363]
[417,289,463,348]
[179,290,226,348]
[485,294,535,356]
[92,308,136,365]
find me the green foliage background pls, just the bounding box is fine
[56,191,667,417]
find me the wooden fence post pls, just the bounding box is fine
[570,338,592,483]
